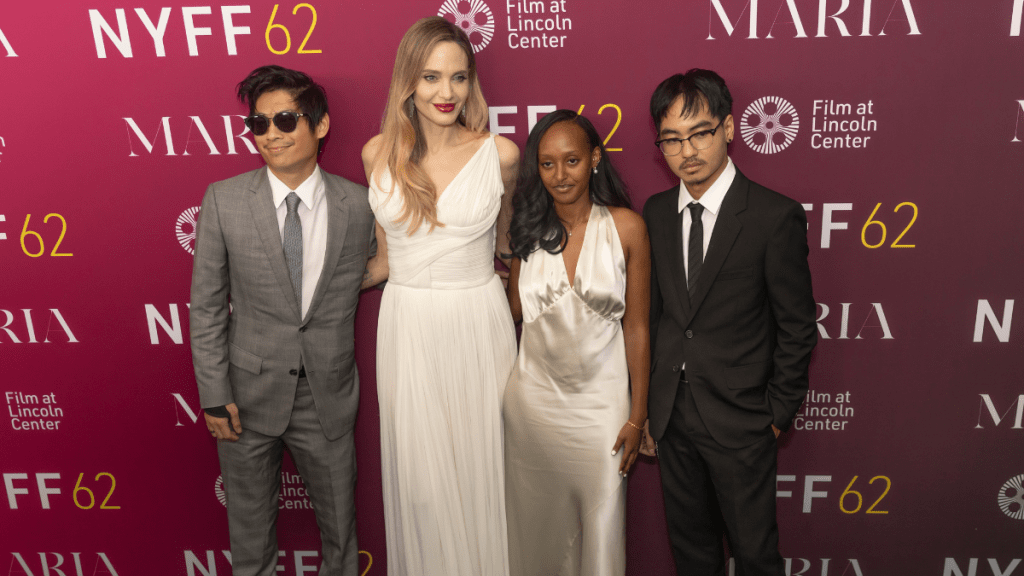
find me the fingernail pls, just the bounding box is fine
[611,449,617,456]
[623,473,628,478]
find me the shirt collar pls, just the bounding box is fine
[268,166,323,210]
[677,157,736,216]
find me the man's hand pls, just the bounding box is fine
[206,403,242,441]
[639,419,657,457]
[495,268,510,290]
[772,424,781,438]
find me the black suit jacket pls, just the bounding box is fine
[643,167,817,449]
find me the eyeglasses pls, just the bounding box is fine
[654,120,725,156]
[244,112,309,136]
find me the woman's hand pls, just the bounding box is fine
[612,421,643,477]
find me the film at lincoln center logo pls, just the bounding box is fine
[998,474,1024,520]
[741,96,800,154]
[438,0,495,53]
[176,207,200,255]
[214,475,228,507]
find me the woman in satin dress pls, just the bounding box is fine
[503,110,651,576]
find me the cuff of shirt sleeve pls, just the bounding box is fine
[204,405,230,418]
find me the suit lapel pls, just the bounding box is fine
[248,168,302,320]
[668,202,693,319]
[653,185,692,320]
[303,174,350,324]
[686,171,748,321]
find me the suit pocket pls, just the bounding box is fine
[335,251,366,274]
[716,266,755,281]
[228,342,263,375]
[337,249,366,263]
[725,360,771,389]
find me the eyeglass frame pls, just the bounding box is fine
[243,111,310,136]
[654,119,727,156]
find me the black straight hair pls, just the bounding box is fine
[650,68,733,132]
[509,110,631,262]
[237,65,329,152]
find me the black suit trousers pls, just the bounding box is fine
[659,375,783,576]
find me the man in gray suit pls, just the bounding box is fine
[190,65,378,576]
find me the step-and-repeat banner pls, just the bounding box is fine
[2,0,1021,574]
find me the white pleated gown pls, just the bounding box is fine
[504,204,630,576]
[368,134,517,576]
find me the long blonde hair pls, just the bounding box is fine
[373,16,489,234]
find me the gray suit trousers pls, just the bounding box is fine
[217,378,358,576]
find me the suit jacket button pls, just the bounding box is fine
[685,330,693,338]
[672,365,680,372]
[289,369,298,376]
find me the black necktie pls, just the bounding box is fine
[687,203,704,301]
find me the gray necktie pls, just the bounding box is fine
[284,192,303,305]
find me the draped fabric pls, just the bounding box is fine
[504,204,631,576]
[369,134,517,576]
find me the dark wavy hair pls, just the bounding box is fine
[237,65,329,152]
[509,110,631,261]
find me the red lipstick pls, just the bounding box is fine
[434,103,456,113]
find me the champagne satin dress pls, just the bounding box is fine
[504,203,630,576]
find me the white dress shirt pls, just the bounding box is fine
[679,157,736,279]
[677,158,735,371]
[268,166,328,318]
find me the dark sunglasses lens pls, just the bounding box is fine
[273,113,299,133]
[246,116,270,135]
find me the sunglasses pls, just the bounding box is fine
[244,112,309,136]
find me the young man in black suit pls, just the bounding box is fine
[640,69,817,576]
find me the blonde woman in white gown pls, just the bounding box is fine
[504,110,651,576]
[360,16,519,576]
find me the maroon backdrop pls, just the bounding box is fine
[2,0,1022,574]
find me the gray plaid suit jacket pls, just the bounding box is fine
[189,166,375,440]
